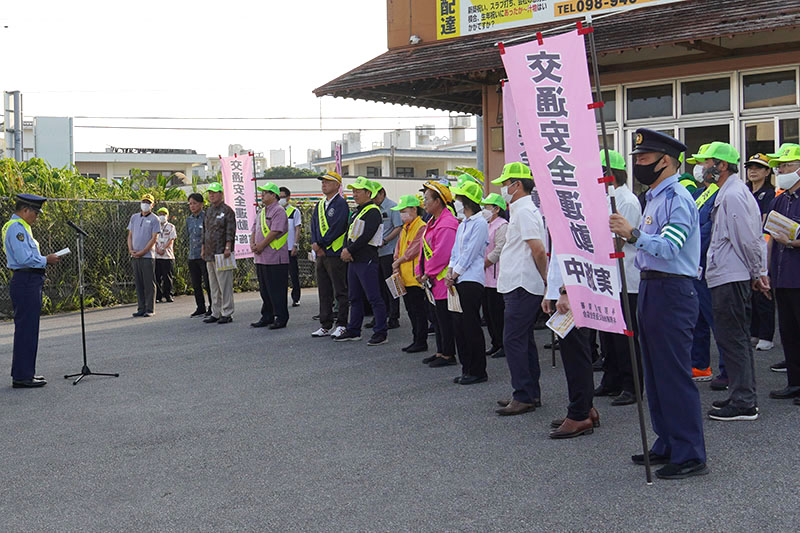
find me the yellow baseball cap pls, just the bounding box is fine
[141,193,155,203]
[319,171,342,184]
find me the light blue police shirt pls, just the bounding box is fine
[634,173,700,277]
[4,215,47,270]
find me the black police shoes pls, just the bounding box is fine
[769,386,800,399]
[13,378,47,388]
[217,316,233,324]
[655,460,709,480]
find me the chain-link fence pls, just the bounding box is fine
[0,198,318,319]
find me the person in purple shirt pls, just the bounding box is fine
[765,146,800,403]
[249,182,289,329]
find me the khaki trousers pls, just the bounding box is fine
[206,261,234,318]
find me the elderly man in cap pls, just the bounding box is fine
[202,182,237,324]
[609,128,708,480]
[694,142,769,422]
[250,182,290,329]
[3,194,61,388]
[309,171,350,339]
[336,177,388,346]
[765,145,800,403]
[154,207,177,303]
[127,193,160,317]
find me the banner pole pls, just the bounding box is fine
[586,15,652,485]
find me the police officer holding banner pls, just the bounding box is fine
[609,129,708,480]
[3,194,61,388]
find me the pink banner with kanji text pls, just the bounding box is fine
[501,30,624,334]
[220,154,256,259]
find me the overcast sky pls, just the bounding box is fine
[2,0,471,164]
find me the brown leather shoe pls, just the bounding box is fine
[497,398,542,408]
[495,399,536,416]
[549,417,594,439]
[550,407,600,429]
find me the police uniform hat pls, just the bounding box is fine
[16,193,47,213]
[631,128,687,160]
[744,153,771,169]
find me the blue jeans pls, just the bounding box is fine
[346,261,387,336]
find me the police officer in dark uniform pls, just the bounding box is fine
[610,129,708,480]
[2,194,61,388]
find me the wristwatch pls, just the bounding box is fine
[627,228,640,244]
[559,287,567,296]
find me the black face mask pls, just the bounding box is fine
[633,156,666,186]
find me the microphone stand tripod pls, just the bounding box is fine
[64,223,119,385]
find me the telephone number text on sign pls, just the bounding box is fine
[554,0,661,16]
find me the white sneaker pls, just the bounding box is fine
[750,336,759,347]
[755,340,774,351]
[330,325,347,339]
[311,327,330,337]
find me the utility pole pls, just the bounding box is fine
[289,145,292,167]
[3,90,23,161]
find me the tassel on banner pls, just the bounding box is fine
[623,330,634,337]
[576,21,594,35]
[597,176,614,184]
[609,252,625,260]
[498,42,506,55]
[536,32,543,45]
[587,102,605,110]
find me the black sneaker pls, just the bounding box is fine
[711,399,731,410]
[770,361,787,373]
[334,330,361,342]
[655,460,709,480]
[367,334,387,346]
[190,309,206,317]
[708,404,758,421]
[204,309,212,317]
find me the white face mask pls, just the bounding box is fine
[454,200,464,218]
[481,208,494,220]
[400,212,413,224]
[501,185,513,204]
[141,203,151,212]
[158,215,167,223]
[279,198,287,207]
[776,169,800,190]
[692,164,705,183]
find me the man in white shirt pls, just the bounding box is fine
[596,151,644,407]
[491,163,549,416]
[279,187,303,307]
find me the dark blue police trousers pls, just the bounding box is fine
[638,277,707,464]
[10,271,45,381]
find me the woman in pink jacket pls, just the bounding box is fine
[481,193,509,359]
[415,181,459,368]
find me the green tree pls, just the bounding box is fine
[262,166,316,179]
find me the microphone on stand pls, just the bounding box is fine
[67,220,89,237]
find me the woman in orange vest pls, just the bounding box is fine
[392,195,428,353]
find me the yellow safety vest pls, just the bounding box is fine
[348,203,380,241]
[680,178,697,190]
[317,199,345,252]
[695,183,719,209]
[260,208,288,250]
[2,218,39,255]
[285,205,296,219]
[397,216,425,288]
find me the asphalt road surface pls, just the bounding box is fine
[1,289,797,532]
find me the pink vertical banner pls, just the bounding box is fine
[334,143,343,176]
[501,30,624,334]
[503,80,542,209]
[220,154,256,259]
